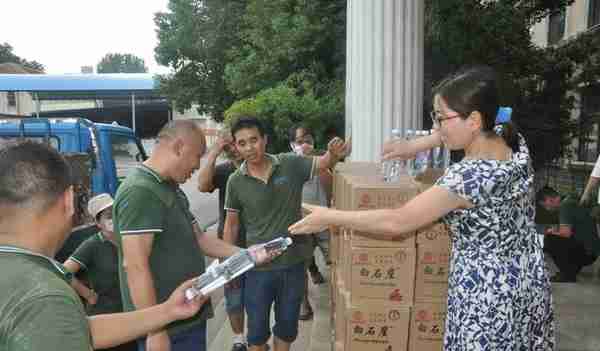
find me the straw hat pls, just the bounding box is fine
[87,193,113,219]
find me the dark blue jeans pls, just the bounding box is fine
[224,275,245,314]
[136,321,207,351]
[244,262,306,346]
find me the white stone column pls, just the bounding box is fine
[345,0,424,162]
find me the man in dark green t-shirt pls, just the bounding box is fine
[223,117,349,351]
[64,193,136,351]
[537,187,600,282]
[0,141,208,351]
[198,130,248,351]
[114,120,274,351]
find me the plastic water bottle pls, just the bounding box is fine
[389,129,404,181]
[443,148,451,169]
[414,130,430,175]
[430,129,441,169]
[382,128,404,182]
[405,129,415,177]
[185,237,292,300]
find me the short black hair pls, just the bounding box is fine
[231,117,266,140]
[0,140,72,216]
[536,186,560,204]
[288,124,314,142]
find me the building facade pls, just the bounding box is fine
[531,0,600,194]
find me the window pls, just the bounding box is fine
[7,92,16,107]
[578,85,600,162]
[590,0,600,29]
[110,134,145,180]
[548,8,566,44]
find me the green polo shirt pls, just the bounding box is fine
[0,245,92,351]
[559,197,600,256]
[69,232,123,316]
[113,165,212,337]
[225,153,316,270]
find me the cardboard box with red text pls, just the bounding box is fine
[414,246,450,303]
[416,222,451,248]
[349,247,416,306]
[346,303,411,351]
[409,303,447,351]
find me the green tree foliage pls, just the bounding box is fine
[154,0,247,121]
[224,83,342,153]
[96,53,148,73]
[224,0,346,98]
[425,0,600,169]
[0,42,44,72]
[154,0,346,136]
[154,0,600,166]
[223,0,346,150]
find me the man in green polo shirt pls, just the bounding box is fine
[64,193,136,351]
[114,120,274,351]
[0,140,208,351]
[223,117,349,351]
[537,187,600,282]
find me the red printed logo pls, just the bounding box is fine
[352,311,365,322]
[355,253,369,263]
[389,289,403,302]
[359,193,372,208]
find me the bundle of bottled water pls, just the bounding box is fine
[382,129,450,182]
[185,237,293,300]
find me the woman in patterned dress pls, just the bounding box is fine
[288,66,555,350]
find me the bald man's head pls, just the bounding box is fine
[158,120,205,145]
[153,120,207,184]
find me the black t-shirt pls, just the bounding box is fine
[214,161,246,247]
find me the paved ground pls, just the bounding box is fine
[550,260,600,351]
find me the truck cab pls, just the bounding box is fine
[0,117,147,260]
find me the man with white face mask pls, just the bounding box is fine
[288,125,331,321]
[64,193,136,351]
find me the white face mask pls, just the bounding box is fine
[291,143,303,155]
[102,218,114,233]
[291,142,314,156]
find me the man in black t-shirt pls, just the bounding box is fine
[537,187,600,282]
[198,131,247,351]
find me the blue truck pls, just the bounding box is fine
[0,117,148,261]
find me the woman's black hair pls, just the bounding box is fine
[433,65,519,151]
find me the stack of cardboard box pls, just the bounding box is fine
[329,162,451,351]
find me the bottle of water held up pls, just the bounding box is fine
[407,130,430,177]
[185,237,293,300]
[382,128,403,182]
[389,128,404,181]
[443,147,451,169]
[430,129,442,169]
[404,129,415,177]
[415,130,431,175]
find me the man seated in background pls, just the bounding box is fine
[537,187,600,282]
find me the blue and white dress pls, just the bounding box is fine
[435,129,555,350]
